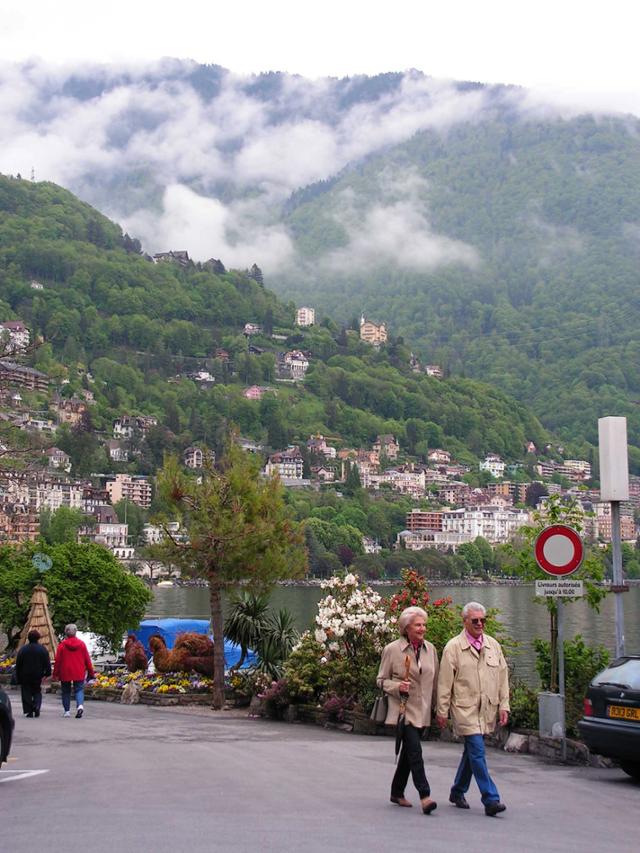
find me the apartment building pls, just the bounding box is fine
[487,481,529,504]
[296,306,315,327]
[0,360,48,392]
[0,503,39,543]
[406,509,444,532]
[105,474,152,508]
[442,504,531,544]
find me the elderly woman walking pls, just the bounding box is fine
[376,606,439,814]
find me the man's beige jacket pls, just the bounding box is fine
[436,630,510,736]
[376,637,439,728]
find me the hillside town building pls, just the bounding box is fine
[0,360,48,392]
[479,454,505,478]
[113,415,158,439]
[0,320,30,353]
[296,307,315,326]
[265,447,304,480]
[105,474,152,508]
[359,316,387,345]
[373,434,400,460]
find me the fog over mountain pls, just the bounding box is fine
[0,58,618,273]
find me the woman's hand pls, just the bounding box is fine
[399,680,410,693]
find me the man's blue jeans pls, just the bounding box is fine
[61,680,84,712]
[451,734,500,805]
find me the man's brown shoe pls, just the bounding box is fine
[390,796,412,807]
[421,797,438,815]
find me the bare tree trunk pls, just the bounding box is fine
[209,578,226,710]
[549,607,558,693]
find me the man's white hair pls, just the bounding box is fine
[462,602,486,619]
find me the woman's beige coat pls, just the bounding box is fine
[376,637,439,728]
[436,630,510,736]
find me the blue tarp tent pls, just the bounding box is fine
[134,618,257,669]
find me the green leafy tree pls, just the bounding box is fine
[0,541,151,650]
[39,506,87,545]
[113,500,147,546]
[156,443,307,708]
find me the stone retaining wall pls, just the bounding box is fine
[255,699,610,767]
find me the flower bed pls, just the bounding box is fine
[46,669,246,707]
[0,656,15,684]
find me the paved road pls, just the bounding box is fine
[2,693,638,853]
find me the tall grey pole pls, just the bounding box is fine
[610,501,626,658]
[557,599,566,760]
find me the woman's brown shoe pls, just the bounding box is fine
[390,796,413,807]
[421,797,438,815]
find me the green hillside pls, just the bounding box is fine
[0,173,550,474]
[274,114,640,454]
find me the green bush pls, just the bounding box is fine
[534,635,610,737]
[508,677,539,730]
[282,633,331,704]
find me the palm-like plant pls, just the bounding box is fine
[224,591,270,670]
[256,609,299,678]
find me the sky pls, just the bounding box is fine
[3,0,640,106]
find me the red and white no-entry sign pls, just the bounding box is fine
[534,525,584,576]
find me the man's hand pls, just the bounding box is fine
[499,710,509,727]
[436,714,448,729]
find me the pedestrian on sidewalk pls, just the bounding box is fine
[52,624,95,718]
[376,606,439,814]
[15,629,52,718]
[436,601,510,817]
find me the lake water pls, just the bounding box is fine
[146,584,640,685]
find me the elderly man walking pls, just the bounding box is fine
[436,602,510,817]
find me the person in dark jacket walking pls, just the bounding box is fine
[52,624,95,718]
[15,629,52,718]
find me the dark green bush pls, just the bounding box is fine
[534,635,610,736]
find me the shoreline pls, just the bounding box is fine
[151,577,640,589]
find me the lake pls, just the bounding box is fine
[146,584,640,685]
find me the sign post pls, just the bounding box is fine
[599,416,629,659]
[534,524,585,759]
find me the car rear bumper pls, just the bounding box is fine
[578,717,640,762]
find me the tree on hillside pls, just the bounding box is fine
[248,263,264,285]
[156,443,307,708]
[0,541,151,650]
[39,506,87,545]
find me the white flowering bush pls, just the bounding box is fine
[281,573,395,712]
[314,573,394,658]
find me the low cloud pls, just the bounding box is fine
[125,184,295,272]
[324,197,480,274]
[0,58,629,271]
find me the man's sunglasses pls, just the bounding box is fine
[470,617,486,626]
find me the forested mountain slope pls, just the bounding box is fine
[0,174,550,473]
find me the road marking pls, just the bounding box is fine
[0,769,49,783]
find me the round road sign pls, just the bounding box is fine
[534,525,584,576]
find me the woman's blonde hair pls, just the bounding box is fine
[398,606,428,637]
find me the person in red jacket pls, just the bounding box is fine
[52,624,95,718]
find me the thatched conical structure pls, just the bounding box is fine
[18,585,58,659]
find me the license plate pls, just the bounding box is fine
[608,705,640,721]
